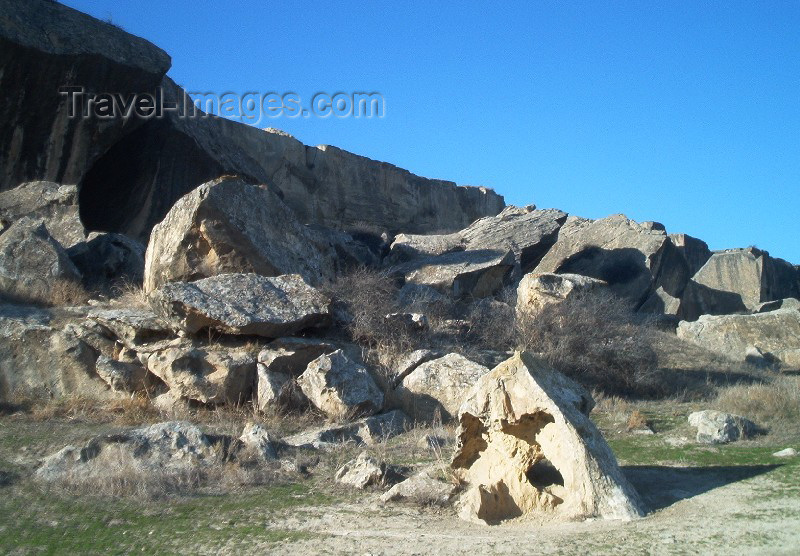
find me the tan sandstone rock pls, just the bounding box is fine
[451,352,645,525]
[516,272,607,318]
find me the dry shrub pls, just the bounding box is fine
[109,279,149,309]
[625,409,650,431]
[715,376,800,423]
[515,290,662,397]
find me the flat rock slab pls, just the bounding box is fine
[149,273,331,337]
[283,410,408,449]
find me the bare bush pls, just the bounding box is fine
[515,290,662,397]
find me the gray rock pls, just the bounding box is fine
[95,355,151,393]
[680,248,800,321]
[143,345,257,405]
[396,249,515,299]
[239,423,279,460]
[142,177,337,293]
[754,298,800,313]
[0,182,85,248]
[668,233,712,277]
[0,217,83,304]
[516,272,607,317]
[397,353,490,423]
[149,273,331,337]
[676,308,800,367]
[392,349,446,388]
[335,452,386,489]
[67,232,145,290]
[258,338,337,376]
[534,214,688,309]
[87,307,173,348]
[387,232,465,264]
[283,410,409,449]
[297,350,384,419]
[35,422,216,483]
[255,367,293,411]
[688,410,759,444]
[773,448,797,458]
[380,465,456,505]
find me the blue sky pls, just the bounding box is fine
[62,0,800,263]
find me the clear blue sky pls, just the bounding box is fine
[62,0,800,264]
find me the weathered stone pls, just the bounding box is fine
[460,207,568,271]
[668,233,712,277]
[143,345,257,405]
[297,350,383,419]
[773,448,797,458]
[0,182,85,248]
[258,338,337,376]
[380,465,456,505]
[676,309,800,367]
[142,177,336,292]
[87,307,173,348]
[255,367,292,411]
[149,273,331,337]
[67,232,145,289]
[0,305,117,401]
[534,214,688,309]
[35,422,216,483]
[397,353,490,423]
[397,249,515,299]
[392,349,446,388]
[0,0,171,193]
[0,217,83,304]
[680,248,800,321]
[688,410,759,444]
[283,410,408,449]
[95,355,151,394]
[239,423,279,460]
[516,272,607,318]
[335,452,386,489]
[452,352,644,524]
[387,232,464,264]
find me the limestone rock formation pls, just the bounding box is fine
[35,422,216,483]
[0,181,85,248]
[397,353,490,422]
[335,453,387,489]
[516,272,607,317]
[679,248,800,321]
[676,308,800,367]
[388,232,465,263]
[755,297,800,313]
[95,355,151,394]
[0,0,172,193]
[297,350,384,419]
[239,423,279,460]
[451,352,645,524]
[0,217,83,304]
[669,233,712,277]
[381,466,456,505]
[255,367,293,411]
[86,307,173,349]
[396,249,515,299]
[149,273,331,337]
[688,410,759,444]
[534,214,688,309]
[143,345,257,405]
[142,177,336,292]
[283,410,408,449]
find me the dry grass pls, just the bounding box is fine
[715,376,800,423]
[625,409,650,431]
[108,279,150,308]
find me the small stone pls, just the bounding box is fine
[773,448,797,458]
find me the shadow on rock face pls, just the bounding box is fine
[623,464,781,512]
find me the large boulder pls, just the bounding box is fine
[676,308,800,367]
[297,350,384,419]
[142,177,335,293]
[451,352,645,524]
[533,215,688,309]
[0,217,84,305]
[0,181,85,248]
[148,273,331,337]
[688,410,759,444]
[387,206,566,273]
[679,248,800,321]
[397,353,490,422]
[142,345,257,405]
[516,272,607,318]
[0,305,117,401]
[35,422,217,483]
[668,233,712,277]
[0,0,172,193]
[395,249,515,299]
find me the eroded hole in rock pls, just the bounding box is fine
[526,458,564,488]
